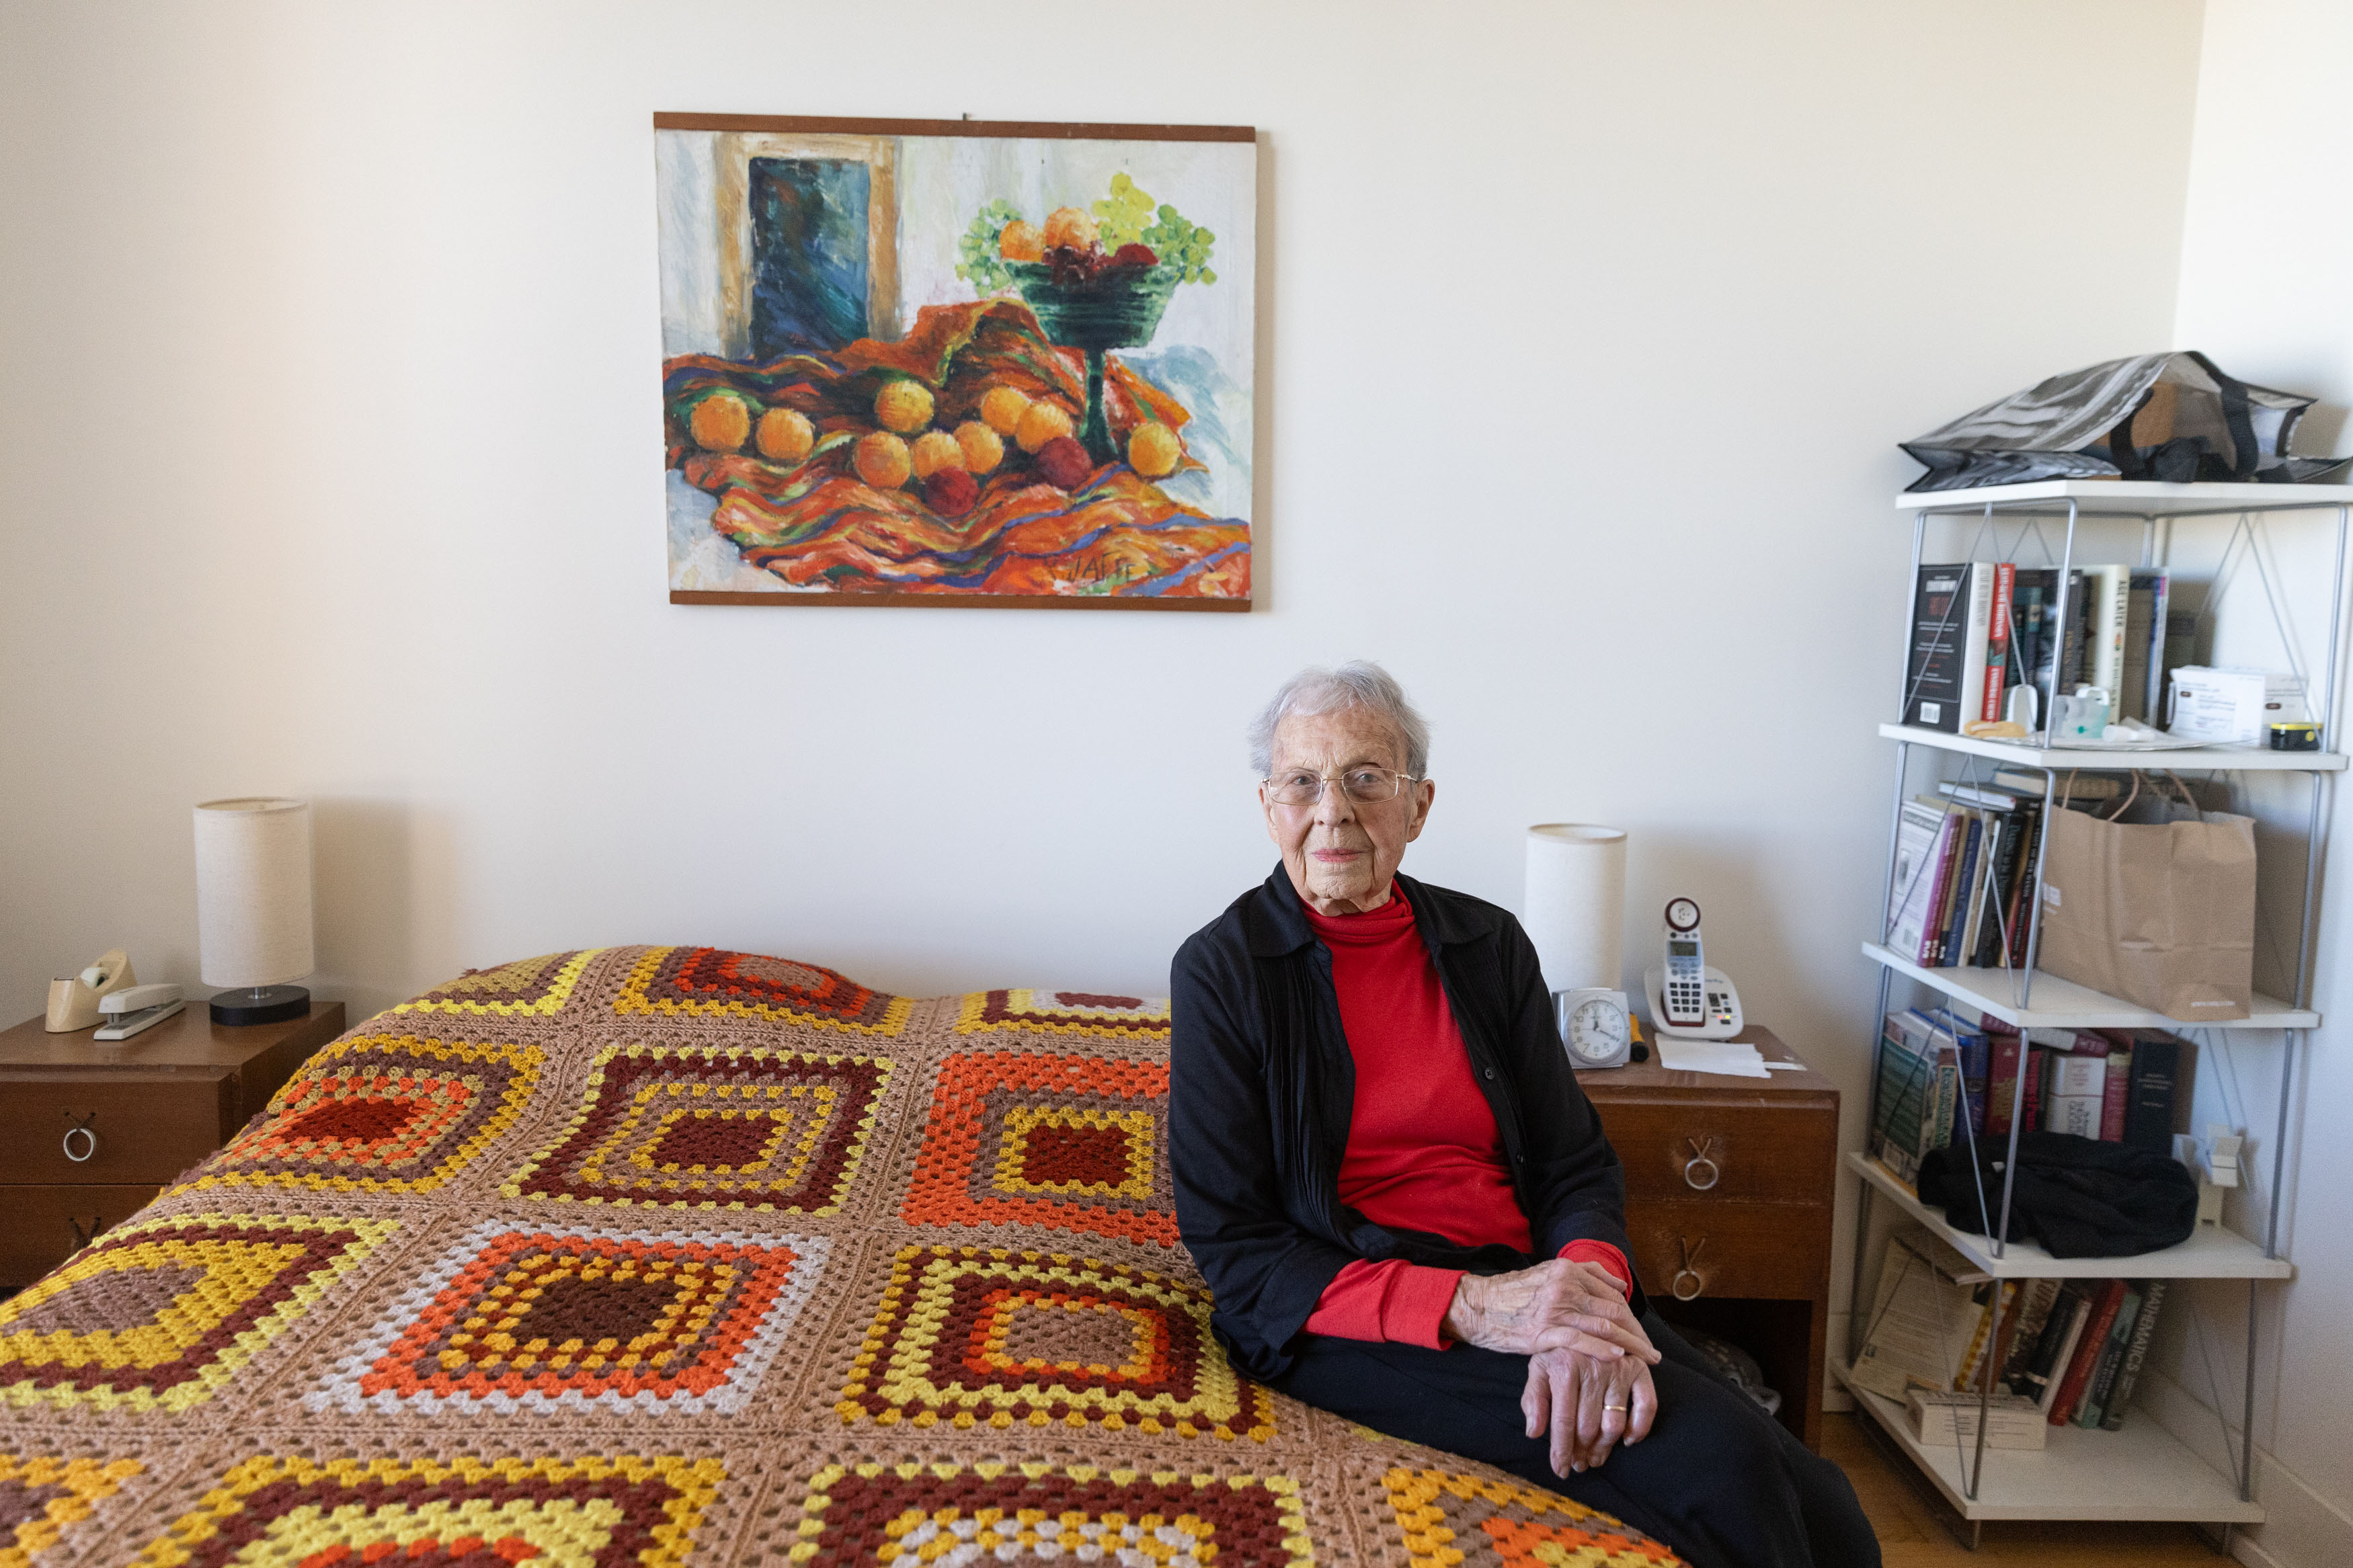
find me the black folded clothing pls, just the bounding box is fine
[1917,1131,2198,1258]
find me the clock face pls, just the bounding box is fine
[1665,897,1702,932]
[1568,995,1630,1063]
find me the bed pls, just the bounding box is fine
[0,946,1683,1567]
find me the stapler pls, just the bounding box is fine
[46,949,137,1031]
[93,983,184,1042]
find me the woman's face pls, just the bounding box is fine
[1261,705,1435,915]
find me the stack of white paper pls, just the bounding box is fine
[1656,1038,1771,1079]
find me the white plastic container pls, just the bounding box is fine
[2165,666,2307,745]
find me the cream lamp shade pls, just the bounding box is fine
[194,797,315,1024]
[1523,823,1626,993]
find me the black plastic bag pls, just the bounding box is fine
[1916,1131,2198,1258]
[1902,352,2346,492]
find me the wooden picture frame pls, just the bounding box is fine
[656,114,1257,611]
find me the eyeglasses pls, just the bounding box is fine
[1262,767,1422,808]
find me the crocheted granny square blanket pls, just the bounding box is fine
[0,946,1685,1568]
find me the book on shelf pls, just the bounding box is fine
[1891,794,2048,973]
[1872,1012,1957,1188]
[1886,800,1947,961]
[1993,766,2122,799]
[1999,1028,2197,1153]
[1953,1278,2018,1393]
[1852,1227,1987,1400]
[1982,561,2016,722]
[2100,1280,2167,1430]
[1905,563,1997,732]
[2097,1043,2132,1142]
[2120,569,2169,723]
[2042,1050,2107,1139]
[1936,813,1981,966]
[2159,580,2210,724]
[2075,1283,2144,1429]
[2121,1031,2194,1155]
[1998,1279,2065,1391]
[1970,805,2038,970]
[2084,565,2130,702]
[1936,780,2038,811]
[1927,1009,1990,1140]
[2029,1286,2091,1415]
[2049,1278,2128,1426]
[1979,1024,2024,1139]
[1909,1389,2048,1450]
[2011,567,2089,704]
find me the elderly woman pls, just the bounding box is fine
[1170,663,1876,1568]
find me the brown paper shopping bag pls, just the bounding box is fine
[2036,774,2258,1020]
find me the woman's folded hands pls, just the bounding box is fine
[1441,1259,1663,1474]
[1441,1258,1659,1362]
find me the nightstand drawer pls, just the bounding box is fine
[0,1184,163,1286]
[1626,1202,1831,1303]
[0,1074,231,1184]
[1599,1100,1837,1204]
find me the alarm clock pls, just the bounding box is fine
[1559,987,1634,1069]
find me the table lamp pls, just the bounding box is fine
[1523,823,1627,1030]
[194,796,315,1025]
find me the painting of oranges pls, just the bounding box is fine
[655,115,1256,609]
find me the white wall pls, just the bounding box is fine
[0,0,2201,1360]
[2145,6,2353,1565]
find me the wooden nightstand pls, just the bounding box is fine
[1577,1025,1838,1451]
[0,999,346,1287]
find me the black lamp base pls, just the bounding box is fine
[210,985,311,1026]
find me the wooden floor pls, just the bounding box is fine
[1824,1413,2230,1565]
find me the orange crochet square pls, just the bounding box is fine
[901,1052,1174,1247]
[1383,1469,1681,1568]
[307,1223,822,1415]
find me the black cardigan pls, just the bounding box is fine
[1169,864,1644,1378]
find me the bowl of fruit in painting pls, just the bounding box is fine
[999,206,1180,350]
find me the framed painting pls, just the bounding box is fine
[655,114,1255,610]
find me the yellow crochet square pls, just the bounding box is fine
[130,1454,726,1567]
[790,1463,1310,1568]
[0,1454,143,1566]
[0,1213,396,1413]
[992,1104,1160,1199]
[838,1247,1276,1440]
[391,949,600,1016]
[954,987,1172,1037]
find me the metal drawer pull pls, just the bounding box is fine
[62,1112,98,1163]
[1682,1136,1720,1191]
[1672,1236,1707,1301]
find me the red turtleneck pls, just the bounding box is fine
[1298,886,1630,1348]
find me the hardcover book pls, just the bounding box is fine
[1872,1012,1956,1187]
[2101,1280,2167,1430]
[1905,563,1995,732]
[2076,1284,2143,1428]
[2122,1032,2192,1155]
[2050,1279,2127,1425]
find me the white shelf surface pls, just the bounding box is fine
[1829,1360,2262,1523]
[1863,942,2320,1031]
[1847,1153,2292,1280]
[1877,723,2346,773]
[1897,479,2353,518]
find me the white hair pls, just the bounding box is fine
[1246,661,1431,779]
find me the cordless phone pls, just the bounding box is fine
[1661,897,1707,1028]
[1643,895,1747,1039]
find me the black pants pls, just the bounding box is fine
[1267,1313,1878,1568]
